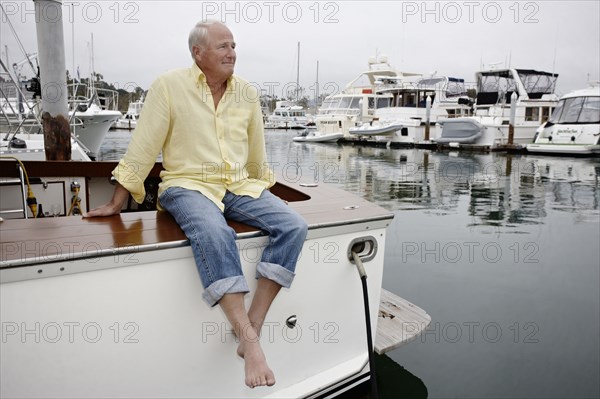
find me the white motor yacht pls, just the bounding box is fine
[265,100,310,129]
[526,84,600,155]
[435,68,559,149]
[313,55,421,141]
[115,96,144,130]
[349,76,473,145]
[69,87,122,157]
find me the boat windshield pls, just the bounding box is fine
[446,78,467,97]
[549,96,600,124]
[517,69,558,98]
[418,77,445,89]
[318,96,362,114]
[377,97,392,108]
[478,71,517,94]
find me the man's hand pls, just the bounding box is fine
[83,182,130,218]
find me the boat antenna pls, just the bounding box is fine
[551,26,559,79]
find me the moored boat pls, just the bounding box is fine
[264,100,310,130]
[69,86,122,157]
[313,55,421,141]
[114,96,144,130]
[0,159,428,398]
[292,130,343,143]
[526,84,600,155]
[1,132,91,162]
[435,67,559,149]
[349,120,405,136]
[349,76,473,145]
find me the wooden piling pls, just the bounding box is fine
[42,112,71,160]
[424,95,432,141]
[508,92,517,146]
[508,124,515,145]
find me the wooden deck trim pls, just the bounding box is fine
[0,160,164,179]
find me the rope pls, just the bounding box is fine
[0,4,37,74]
[0,156,37,218]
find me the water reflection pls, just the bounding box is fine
[100,129,600,227]
[275,135,600,228]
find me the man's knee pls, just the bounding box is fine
[285,212,308,241]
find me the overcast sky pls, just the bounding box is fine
[2,0,599,99]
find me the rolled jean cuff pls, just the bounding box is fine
[202,276,249,307]
[256,262,296,288]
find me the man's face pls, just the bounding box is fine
[193,24,236,81]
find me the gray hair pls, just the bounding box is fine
[188,20,226,57]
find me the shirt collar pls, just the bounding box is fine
[191,63,235,89]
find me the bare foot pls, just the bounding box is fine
[237,340,276,388]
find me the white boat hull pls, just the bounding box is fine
[0,170,393,398]
[1,226,386,397]
[293,132,343,143]
[71,107,122,156]
[436,117,539,148]
[114,118,137,130]
[526,86,600,155]
[349,122,404,136]
[265,121,309,130]
[526,143,600,154]
[0,133,91,161]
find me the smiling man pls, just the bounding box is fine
[85,20,308,388]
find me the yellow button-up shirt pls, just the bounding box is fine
[112,63,275,211]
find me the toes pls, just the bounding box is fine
[246,375,272,388]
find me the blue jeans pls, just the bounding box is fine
[158,187,308,306]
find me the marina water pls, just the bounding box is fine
[100,129,600,398]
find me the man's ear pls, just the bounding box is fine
[192,45,202,60]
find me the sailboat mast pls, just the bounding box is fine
[296,42,300,102]
[90,33,95,92]
[34,0,71,160]
[315,60,319,108]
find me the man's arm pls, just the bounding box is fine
[84,182,130,217]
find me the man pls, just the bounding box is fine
[85,20,308,389]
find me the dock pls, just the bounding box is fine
[376,288,431,354]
